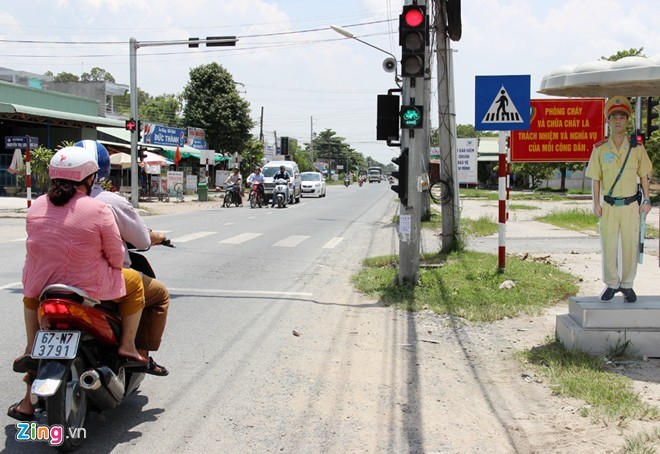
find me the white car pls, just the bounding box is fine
[300,172,326,197]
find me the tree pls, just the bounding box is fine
[81,67,115,82]
[238,136,266,175]
[141,94,183,127]
[601,47,645,61]
[182,63,253,154]
[307,129,361,176]
[51,71,80,82]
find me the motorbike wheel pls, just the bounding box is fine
[277,196,284,208]
[224,194,231,207]
[46,356,88,452]
[249,194,256,208]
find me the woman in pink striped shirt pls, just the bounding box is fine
[9,146,147,422]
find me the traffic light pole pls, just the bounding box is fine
[127,36,237,208]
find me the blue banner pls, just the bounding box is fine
[142,122,186,147]
[5,135,38,149]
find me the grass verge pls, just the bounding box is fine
[522,338,660,425]
[352,250,577,323]
[535,208,598,234]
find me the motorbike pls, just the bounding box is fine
[223,183,242,207]
[248,182,265,208]
[358,177,365,187]
[273,178,288,208]
[27,240,174,451]
[344,178,350,187]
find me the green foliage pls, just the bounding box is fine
[182,62,254,155]
[80,67,115,83]
[510,162,556,189]
[524,339,660,423]
[141,94,183,127]
[535,208,599,234]
[30,146,54,191]
[352,250,578,322]
[50,71,79,82]
[238,137,266,175]
[307,129,363,172]
[601,47,645,61]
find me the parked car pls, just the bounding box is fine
[300,172,326,197]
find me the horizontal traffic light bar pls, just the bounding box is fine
[188,36,238,48]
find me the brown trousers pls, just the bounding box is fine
[135,274,170,352]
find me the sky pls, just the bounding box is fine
[2,0,660,165]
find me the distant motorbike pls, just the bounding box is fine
[28,241,174,451]
[249,182,265,208]
[344,178,350,187]
[358,176,365,187]
[223,183,242,207]
[273,178,288,208]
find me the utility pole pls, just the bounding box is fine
[310,116,314,163]
[435,0,460,252]
[259,106,264,143]
[128,35,237,208]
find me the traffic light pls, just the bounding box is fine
[391,148,409,204]
[400,105,423,129]
[646,97,659,140]
[137,120,143,143]
[138,147,146,162]
[377,94,400,140]
[399,5,428,78]
[125,118,137,132]
[281,137,290,159]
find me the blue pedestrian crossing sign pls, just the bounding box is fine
[475,75,530,131]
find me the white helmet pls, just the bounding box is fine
[49,146,100,182]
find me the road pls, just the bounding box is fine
[2,182,430,453]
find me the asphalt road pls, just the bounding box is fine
[1,182,415,453]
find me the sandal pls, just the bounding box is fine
[119,352,149,369]
[13,355,38,373]
[7,399,34,422]
[144,357,169,376]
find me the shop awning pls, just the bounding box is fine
[0,103,124,128]
[159,148,231,164]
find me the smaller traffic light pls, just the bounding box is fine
[125,118,137,132]
[399,5,428,78]
[138,147,146,162]
[647,97,659,140]
[400,105,423,129]
[377,94,400,141]
[281,137,290,159]
[391,148,409,205]
[137,120,143,143]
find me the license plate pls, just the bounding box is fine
[31,331,80,359]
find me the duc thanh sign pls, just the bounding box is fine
[510,98,605,162]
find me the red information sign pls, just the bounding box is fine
[510,98,605,162]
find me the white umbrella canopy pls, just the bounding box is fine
[539,54,660,97]
[109,152,131,169]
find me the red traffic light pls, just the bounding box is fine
[404,7,424,28]
[125,118,137,132]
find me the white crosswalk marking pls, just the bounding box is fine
[322,237,343,249]
[273,235,309,247]
[220,233,263,244]
[171,231,217,243]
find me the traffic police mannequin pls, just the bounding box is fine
[586,96,653,302]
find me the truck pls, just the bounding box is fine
[367,167,382,183]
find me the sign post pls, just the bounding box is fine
[5,135,38,208]
[475,75,531,271]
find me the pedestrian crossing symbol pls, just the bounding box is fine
[482,86,522,123]
[475,75,530,131]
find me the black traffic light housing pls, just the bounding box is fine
[399,5,428,78]
[377,94,400,141]
[138,147,146,162]
[391,148,409,205]
[281,136,290,160]
[647,97,659,140]
[125,118,137,132]
[137,120,143,143]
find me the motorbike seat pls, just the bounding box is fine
[40,284,101,308]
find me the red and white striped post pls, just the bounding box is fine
[497,132,508,271]
[25,148,32,208]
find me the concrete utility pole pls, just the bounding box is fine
[434,0,460,252]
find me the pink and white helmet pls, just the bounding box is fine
[49,146,100,182]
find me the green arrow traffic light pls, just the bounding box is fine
[401,105,423,129]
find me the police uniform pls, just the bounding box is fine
[586,96,652,299]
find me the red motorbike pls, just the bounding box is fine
[248,182,265,208]
[28,241,173,451]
